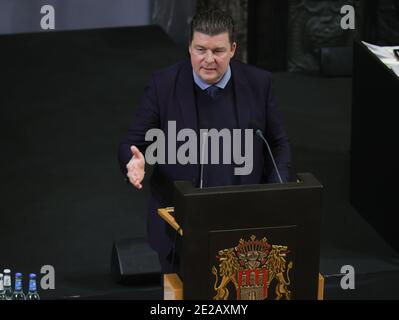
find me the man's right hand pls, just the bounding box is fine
[126,145,145,189]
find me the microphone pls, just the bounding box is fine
[199,131,208,189]
[249,121,283,183]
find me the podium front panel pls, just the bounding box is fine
[173,173,322,300]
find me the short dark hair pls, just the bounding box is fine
[189,9,235,44]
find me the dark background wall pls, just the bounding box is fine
[151,0,197,45]
[0,0,150,34]
[248,0,399,72]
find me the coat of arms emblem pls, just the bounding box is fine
[211,235,293,300]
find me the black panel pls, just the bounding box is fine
[350,41,399,251]
[110,238,162,285]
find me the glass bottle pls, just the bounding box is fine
[11,272,25,300]
[3,269,13,300]
[26,273,40,300]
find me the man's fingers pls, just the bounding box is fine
[134,180,143,189]
[135,182,143,189]
[127,172,144,190]
[127,146,145,190]
[130,145,143,159]
[131,178,143,190]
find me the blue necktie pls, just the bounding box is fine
[206,85,220,98]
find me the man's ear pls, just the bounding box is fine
[230,42,237,58]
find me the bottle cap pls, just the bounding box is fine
[3,269,11,274]
[29,273,37,278]
[15,272,22,277]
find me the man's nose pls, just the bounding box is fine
[205,50,215,63]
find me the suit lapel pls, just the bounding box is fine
[231,60,253,131]
[176,60,198,134]
[231,60,255,185]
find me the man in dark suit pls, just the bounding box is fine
[118,9,291,272]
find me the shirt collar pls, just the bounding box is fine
[192,65,231,90]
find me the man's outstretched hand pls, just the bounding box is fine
[126,145,145,189]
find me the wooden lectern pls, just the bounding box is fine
[159,173,323,300]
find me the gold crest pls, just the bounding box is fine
[211,235,293,300]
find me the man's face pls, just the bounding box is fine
[189,31,236,84]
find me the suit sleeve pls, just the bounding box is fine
[264,74,292,182]
[117,74,160,176]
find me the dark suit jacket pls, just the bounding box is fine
[118,59,291,257]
